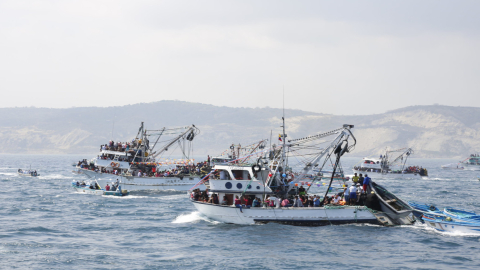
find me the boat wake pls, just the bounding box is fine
[38,174,70,180]
[172,212,220,225]
[101,195,148,199]
[0,172,18,177]
[410,222,480,237]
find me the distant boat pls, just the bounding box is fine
[75,122,208,191]
[18,169,39,177]
[441,163,464,170]
[353,148,428,178]
[459,154,480,171]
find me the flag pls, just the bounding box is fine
[278,134,282,142]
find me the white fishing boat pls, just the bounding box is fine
[459,154,480,171]
[189,121,414,226]
[353,148,428,178]
[76,122,208,191]
[18,169,39,177]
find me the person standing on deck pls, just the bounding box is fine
[344,184,351,205]
[358,174,365,186]
[352,173,359,184]
[363,174,371,192]
[349,184,357,205]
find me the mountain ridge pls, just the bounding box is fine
[0,101,478,158]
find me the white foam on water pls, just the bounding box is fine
[0,172,18,176]
[408,222,480,237]
[39,174,65,180]
[101,195,149,199]
[172,211,220,224]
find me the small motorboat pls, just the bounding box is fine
[18,169,40,177]
[441,163,464,170]
[409,202,480,234]
[368,182,415,225]
[72,180,129,196]
[422,213,480,233]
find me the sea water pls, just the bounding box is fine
[1,154,479,269]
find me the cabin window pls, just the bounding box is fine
[218,170,231,180]
[231,170,251,180]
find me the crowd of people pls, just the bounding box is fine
[100,140,143,153]
[77,158,211,178]
[353,165,427,175]
[74,179,121,191]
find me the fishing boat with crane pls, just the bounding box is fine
[189,119,414,226]
[353,148,428,178]
[458,154,480,171]
[76,122,208,191]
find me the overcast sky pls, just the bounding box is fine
[1,0,479,115]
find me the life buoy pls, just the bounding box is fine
[429,205,436,211]
[110,162,119,168]
[230,145,235,150]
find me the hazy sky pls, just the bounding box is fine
[1,0,479,115]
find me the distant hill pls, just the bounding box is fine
[0,101,479,158]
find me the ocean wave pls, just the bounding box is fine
[172,211,220,224]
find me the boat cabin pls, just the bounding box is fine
[359,157,383,169]
[206,164,273,205]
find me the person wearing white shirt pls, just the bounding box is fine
[349,185,358,205]
[344,185,351,205]
[333,194,341,205]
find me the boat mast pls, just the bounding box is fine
[130,122,145,169]
[281,89,287,187]
[281,116,286,186]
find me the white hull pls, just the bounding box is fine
[352,170,424,179]
[192,201,379,225]
[80,168,206,191]
[425,220,480,234]
[73,186,104,195]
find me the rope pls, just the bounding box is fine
[323,206,333,226]
[189,169,215,191]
